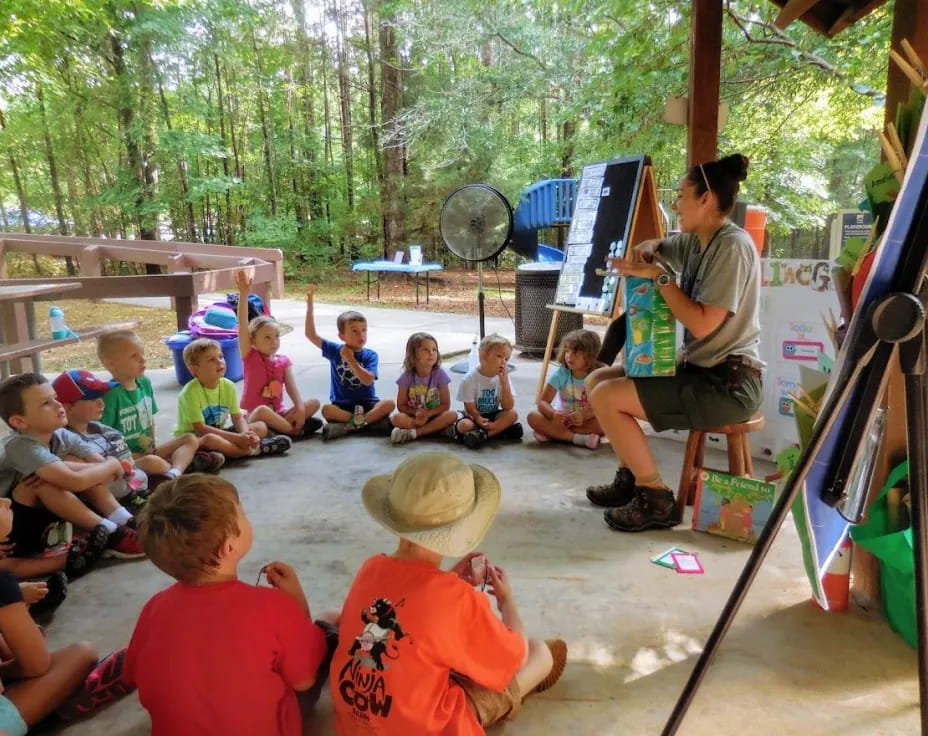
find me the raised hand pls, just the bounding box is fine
[235,270,253,293]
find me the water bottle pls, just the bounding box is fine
[49,306,68,339]
[467,337,479,372]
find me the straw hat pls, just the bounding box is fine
[362,452,501,557]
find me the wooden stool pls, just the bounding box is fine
[676,415,765,519]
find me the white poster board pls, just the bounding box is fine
[644,258,840,461]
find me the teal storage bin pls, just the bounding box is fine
[164,331,243,386]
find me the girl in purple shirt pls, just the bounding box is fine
[390,333,458,444]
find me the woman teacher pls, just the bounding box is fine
[586,153,763,533]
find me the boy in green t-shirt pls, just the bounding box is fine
[98,330,221,481]
[177,338,292,459]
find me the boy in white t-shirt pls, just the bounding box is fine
[454,334,523,449]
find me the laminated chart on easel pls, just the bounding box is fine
[536,154,664,400]
[554,156,649,315]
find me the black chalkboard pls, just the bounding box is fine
[554,155,647,315]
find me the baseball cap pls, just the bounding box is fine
[52,370,112,404]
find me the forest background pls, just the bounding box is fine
[0,0,891,278]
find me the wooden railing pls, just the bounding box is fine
[0,234,285,330]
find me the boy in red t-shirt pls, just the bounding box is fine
[124,474,331,735]
[331,452,567,735]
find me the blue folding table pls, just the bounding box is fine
[351,261,444,305]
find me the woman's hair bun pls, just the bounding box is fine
[718,153,749,182]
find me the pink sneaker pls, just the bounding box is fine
[533,431,550,444]
[57,647,134,720]
[102,526,146,559]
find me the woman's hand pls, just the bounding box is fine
[630,239,661,263]
[613,258,663,280]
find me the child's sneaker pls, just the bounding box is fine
[258,434,292,456]
[322,422,349,441]
[440,424,458,440]
[57,647,134,721]
[29,570,68,620]
[462,428,488,450]
[501,422,524,440]
[65,526,108,581]
[84,524,111,559]
[533,431,550,443]
[191,450,226,473]
[301,416,324,438]
[102,526,146,559]
[367,417,394,436]
[120,490,150,516]
[581,433,600,450]
[391,427,416,445]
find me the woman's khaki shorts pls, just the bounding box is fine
[632,363,762,432]
[452,673,522,726]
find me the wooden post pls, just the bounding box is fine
[0,240,7,280]
[852,0,928,610]
[687,0,722,167]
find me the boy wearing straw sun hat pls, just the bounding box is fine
[330,452,566,734]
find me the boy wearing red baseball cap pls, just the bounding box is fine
[53,370,149,515]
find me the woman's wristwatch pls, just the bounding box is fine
[655,272,673,289]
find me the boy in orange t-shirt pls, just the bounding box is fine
[330,452,566,735]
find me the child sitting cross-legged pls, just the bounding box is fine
[455,334,523,449]
[331,452,566,734]
[389,332,458,444]
[235,270,323,441]
[528,329,605,449]
[0,494,100,736]
[53,370,150,515]
[98,329,217,484]
[175,338,292,459]
[125,474,333,735]
[303,284,395,440]
[0,373,145,569]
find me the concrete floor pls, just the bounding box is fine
[40,298,918,735]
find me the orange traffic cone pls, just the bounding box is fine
[818,535,852,612]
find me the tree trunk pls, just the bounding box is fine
[225,65,246,235]
[251,29,278,217]
[109,25,159,254]
[37,84,75,277]
[0,108,32,235]
[560,119,575,177]
[291,0,323,222]
[319,19,335,166]
[379,10,403,260]
[333,0,354,211]
[541,97,548,143]
[158,72,198,242]
[212,54,234,243]
[73,103,103,236]
[286,66,307,234]
[364,3,382,183]
[137,37,160,245]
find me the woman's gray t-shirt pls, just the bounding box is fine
[658,222,761,368]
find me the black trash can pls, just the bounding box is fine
[514,262,582,357]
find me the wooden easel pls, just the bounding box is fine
[534,165,665,400]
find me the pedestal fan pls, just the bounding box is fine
[439,184,513,373]
[439,184,513,334]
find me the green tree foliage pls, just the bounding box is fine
[0,0,893,268]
